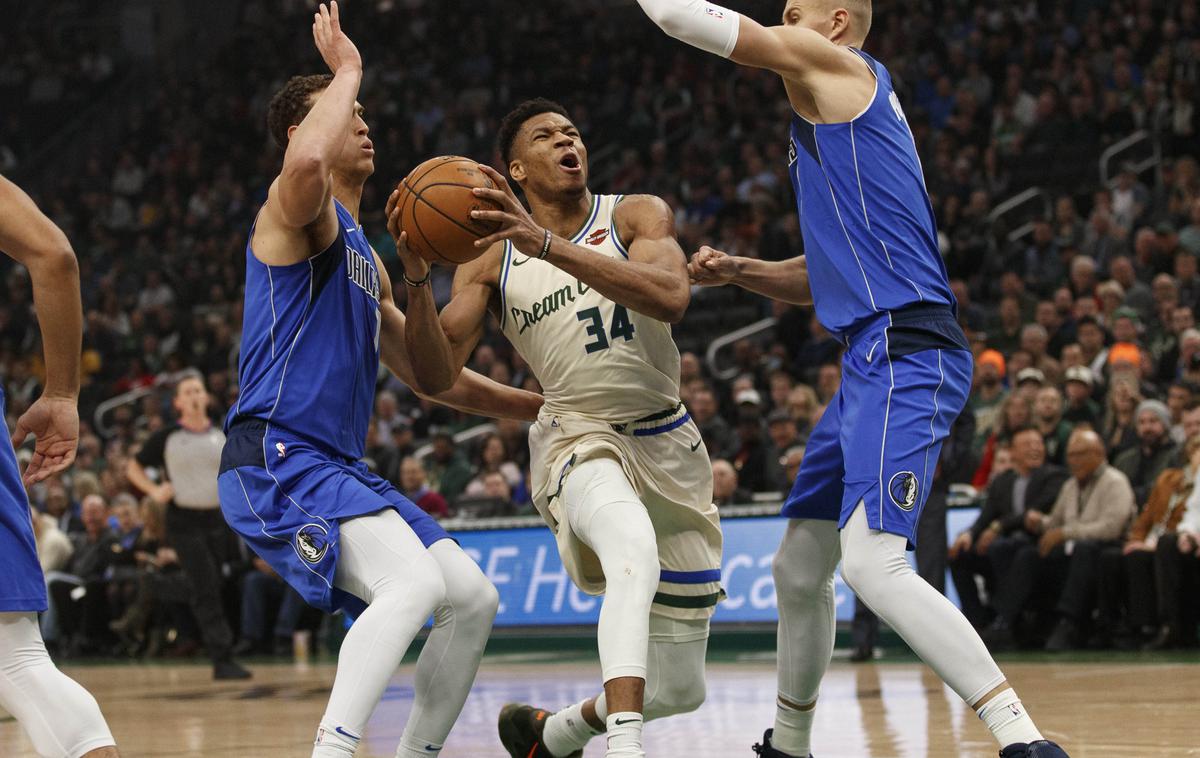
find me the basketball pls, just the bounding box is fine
[394,156,503,265]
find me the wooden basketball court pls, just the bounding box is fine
[3,656,1197,756]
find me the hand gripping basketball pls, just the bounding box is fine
[469,165,548,253]
[385,188,431,285]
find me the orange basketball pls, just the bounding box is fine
[394,156,503,265]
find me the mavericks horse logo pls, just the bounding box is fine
[888,471,918,511]
[296,523,330,564]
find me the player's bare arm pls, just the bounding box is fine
[372,250,540,421]
[256,1,363,266]
[384,191,456,394]
[0,175,82,484]
[634,0,875,123]
[689,246,812,306]
[470,169,690,323]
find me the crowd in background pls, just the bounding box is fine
[3,0,1200,659]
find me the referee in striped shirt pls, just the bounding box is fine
[127,370,250,680]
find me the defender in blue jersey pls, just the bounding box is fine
[0,175,118,757]
[216,6,540,758]
[635,2,1068,758]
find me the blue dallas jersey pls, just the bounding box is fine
[788,48,954,336]
[228,200,382,460]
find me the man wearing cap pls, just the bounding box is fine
[1063,366,1102,429]
[1014,367,1046,403]
[971,350,1008,454]
[730,390,786,494]
[1114,400,1179,506]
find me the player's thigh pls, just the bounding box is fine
[334,509,444,604]
[840,348,970,538]
[780,390,845,521]
[561,456,655,552]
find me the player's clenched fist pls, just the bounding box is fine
[688,246,738,286]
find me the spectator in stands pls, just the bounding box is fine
[973,393,1032,488]
[363,419,400,483]
[1075,316,1109,377]
[1111,255,1155,321]
[463,433,526,504]
[729,393,785,494]
[481,471,514,512]
[236,556,306,657]
[1102,372,1144,459]
[1166,381,1196,443]
[1062,365,1102,428]
[1033,386,1073,465]
[426,429,472,504]
[950,427,1067,629]
[985,429,1135,651]
[1145,488,1200,649]
[1097,434,1200,649]
[1114,399,1180,504]
[766,408,803,454]
[784,384,818,442]
[399,457,450,520]
[687,383,733,457]
[970,350,1008,453]
[712,459,750,508]
[49,495,119,655]
[30,505,73,573]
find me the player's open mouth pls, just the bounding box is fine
[558,153,582,174]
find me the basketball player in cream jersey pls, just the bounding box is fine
[430,98,722,758]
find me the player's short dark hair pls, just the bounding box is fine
[497,98,571,166]
[267,74,334,149]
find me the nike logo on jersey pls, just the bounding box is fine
[690,439,702,452]
[866,341,880,363]
[511,254,532,266]
[345,227,358,234]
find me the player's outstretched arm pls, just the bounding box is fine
[689,246,812,306]
[633,0,851,81]
[0,174,82,484]
[470,169,689,322]
[377,245,542,421]
[270,2,362,237]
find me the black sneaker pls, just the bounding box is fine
[497,703,581,758]
[213,659,252,680]
[752,728,812,757]
[999,740,1070,757]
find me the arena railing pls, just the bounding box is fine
[1100,130,1162,188]
[703,317,778,382]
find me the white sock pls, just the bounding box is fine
[772,696,815,756]
[604,711,644,758]
[313,722,358,757]
[395,732,442,757]
[977,688,1043,748]
[543,700,603,756]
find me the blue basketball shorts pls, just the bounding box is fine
[782,307,972,548]
[0,390,47,612]
[217,419,450,616]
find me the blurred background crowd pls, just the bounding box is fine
[3,0,1200,661]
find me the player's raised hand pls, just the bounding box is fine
[688,246,739,286]
[469,165,547,253]
[312,1,362,74]
[386,188,431,283]
[11,394,78,485]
